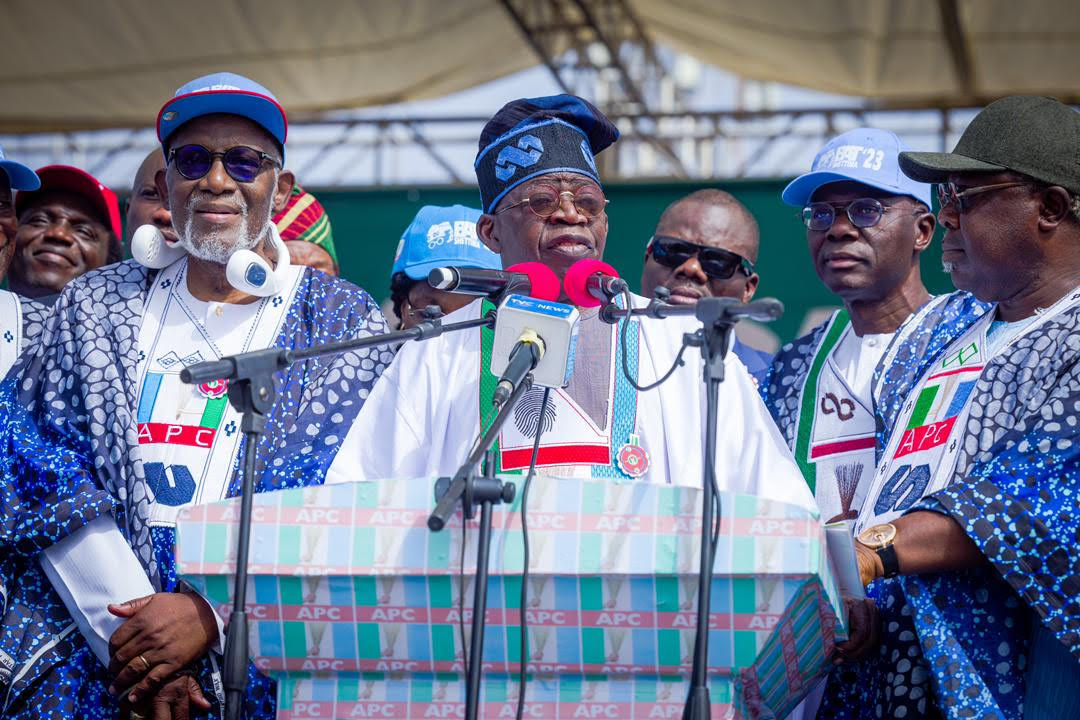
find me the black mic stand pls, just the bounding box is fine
[598,295,782,720]
[179,311,495,720]
[427,374,535,720]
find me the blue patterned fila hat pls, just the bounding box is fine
[474,94,620,214]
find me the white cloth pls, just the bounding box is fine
[0,289,23,379]
[327,296,817,513]
[38,258,303,666]
[829,328,891,410]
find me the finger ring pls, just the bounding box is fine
[137,653,151,671]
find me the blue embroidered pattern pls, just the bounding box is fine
[0,260,395,718]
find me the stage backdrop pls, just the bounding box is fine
[317,178,953,346]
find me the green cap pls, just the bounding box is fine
[899,96,1080,194]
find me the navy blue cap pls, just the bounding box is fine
[157,72,288,161]
[0,145,40,191]
[391,205,500,280]
[782,128,933,208]
[475,94,619,213]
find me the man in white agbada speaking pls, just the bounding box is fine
[328,94,814,509]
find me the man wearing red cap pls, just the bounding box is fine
[8,164,123,301]
[0,73,394,719]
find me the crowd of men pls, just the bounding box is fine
[0,71,1076,720]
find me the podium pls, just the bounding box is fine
[175,478,846,719]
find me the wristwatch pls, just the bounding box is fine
[857,523,900,579]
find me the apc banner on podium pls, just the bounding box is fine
[176,478,846,718]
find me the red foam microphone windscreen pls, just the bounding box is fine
[505,262,562,301]
[562,258,620,307]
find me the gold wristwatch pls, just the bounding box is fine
[857,523,900,579]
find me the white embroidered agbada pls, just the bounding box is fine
[327,295,817,513]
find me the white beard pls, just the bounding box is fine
[177,192,271,264]
[942,260,955,274]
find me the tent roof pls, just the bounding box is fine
[1,0,1078,133]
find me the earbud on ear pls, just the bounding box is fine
[130,225,186,269]
[225,224,292,297]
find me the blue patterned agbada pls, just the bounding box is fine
[818,290,1080,719]
[0,260,395,718]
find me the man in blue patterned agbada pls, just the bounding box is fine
[819,96,1080,719]
[0,73,395,718]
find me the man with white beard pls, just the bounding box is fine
[0,73,394,719]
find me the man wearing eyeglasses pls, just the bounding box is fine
[639,189,771,384]
[814,96,1080,719]
[0,146,48,378]
[328,95,815,518]
[0,73,394,719]
[762,128,935,529]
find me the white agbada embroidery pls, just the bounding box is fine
[326,296,817,513]
[134,257,302,526]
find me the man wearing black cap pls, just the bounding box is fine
[0,73,395,719]
[328,95,815,515]
[819,96,1080,719]
[0,145,48,378]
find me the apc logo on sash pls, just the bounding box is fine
[145,462,198,506]
[495,135,544,181]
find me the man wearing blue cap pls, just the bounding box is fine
[0,73,394,719]
[389,204,501,329]
[0,145,48,378]
[816,96,1080,720]
[328,95,815,518]
[762,128,936,527]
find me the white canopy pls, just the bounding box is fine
[1,0,1077,132]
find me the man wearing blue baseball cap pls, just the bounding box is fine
[759,127,936,717]
[389,204,501,329]
[0,73,394,719]
[0,145,48,379]
[763,128,936,524]
[329,95,815,527]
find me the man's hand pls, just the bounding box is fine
[107,592,219,704]
[854,542,883,588]
[123,674,212,720]
[832,596,880,664]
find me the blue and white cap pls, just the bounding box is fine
[391,205,501,280]
[157,72,288,160]
[782,128,933,208]
[0,145,40,191]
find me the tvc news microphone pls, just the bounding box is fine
[489,294,580,409]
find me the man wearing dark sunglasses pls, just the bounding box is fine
[1,73,394,720]
[639,189,771,384]
[329,95,815,526]
[811,96,1080,720]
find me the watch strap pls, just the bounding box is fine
[877,543,900,578]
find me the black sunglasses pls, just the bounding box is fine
[168,144,280,183]
[649,236,754,280]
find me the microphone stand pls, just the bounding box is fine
[600,295,782,720]
[179,311,495,720]
[427,374,535,720]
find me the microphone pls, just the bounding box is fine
[562,258,628,308]
[708,297,784,323]
[489,294,580,409]
[427,262,561,301]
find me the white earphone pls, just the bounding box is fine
[130,224,186,269]
[131,223,292,297]
[225,223,292,297]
